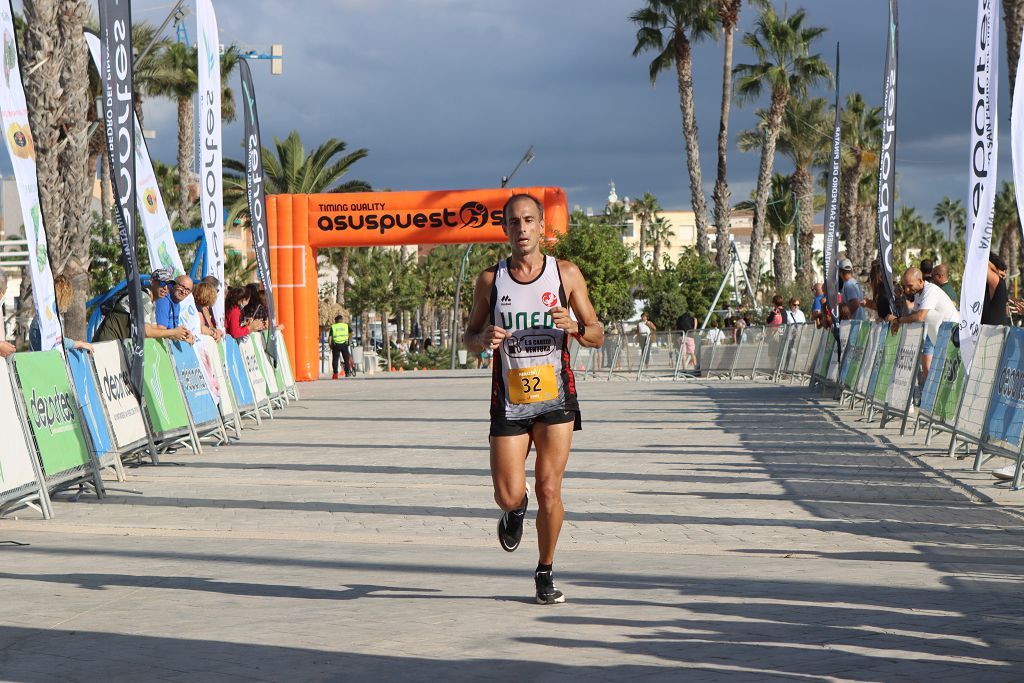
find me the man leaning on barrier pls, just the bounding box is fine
[887,267,959,385]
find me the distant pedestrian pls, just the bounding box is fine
[329,314,353,379]
[920,258,934,283]
[810,283,826,327]
[863,260,893,321]
[706,319,724,345]
[676,310,697,370]
[637,313,656,353]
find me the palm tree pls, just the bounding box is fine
[737,174,797,288]
[629,192,661,264]
[631,0,717,257]
[741,97,831,285]
[733,5,830,292]
[21,0,93,340]
[648,215,676,270]
[993,182,1020,277]
[839,93,882,272]
[147,43,241,227]
[225,130,370,307]
[713,0,766,271]
[933,197,964,242]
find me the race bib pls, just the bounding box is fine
[507,364,558,404]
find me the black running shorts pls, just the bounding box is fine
[489,409,582,437]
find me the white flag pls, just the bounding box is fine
[0,4,60,350]
[960,0,999,371]
[197,0,225,323]
[1012,22,1024,246]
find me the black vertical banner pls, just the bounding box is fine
[98,0,145,398]
[875,0,899,315]
[239,59,277,365]
[824,44,842,341]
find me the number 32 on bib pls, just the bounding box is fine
[507,364,558,404]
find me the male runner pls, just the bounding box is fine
[464,193,604,604]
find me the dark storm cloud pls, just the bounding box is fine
[44,1,1024,222]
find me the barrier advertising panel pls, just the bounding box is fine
[169,341,220,427]
[0,358,41,498]
[839,321,867,388]
[222,336,256,410]
[91,341,148,450]
[13,350,91,477]
[871,329,901,403]
[251,334,281,397]
[983,327,1024,447]
[204,336,235,415]
[855,324,885,398]
[67,349,113,459]
[276,330,296,389]
[932,337,966,424]
[886,323,923,411]
[954,325,1007,441]
[142,339,190,435]
[919,322,956,414]
[239,335,269,403]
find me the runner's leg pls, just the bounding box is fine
[490,434,531,511]
[530,420,573,565]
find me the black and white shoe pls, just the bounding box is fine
[535,570,565,605]
[497,484,530,552]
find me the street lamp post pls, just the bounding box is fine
[450,146,534,369]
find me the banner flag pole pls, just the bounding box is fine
[98,0,146,400]
[197,0,225,324]
[824,42,842,350]
[960,0,1000,372]
[0,2,64,353]
[875,0,899,317]
[239,58,278,366]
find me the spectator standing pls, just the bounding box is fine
[785,298,806,324]
[839,259,867,320]
[676,310,697,370]
[920,259,934,283]
[863,260,893,321]
[932,264,958,304]
[706,319,724,345]
[981,253,1009,326]
[225,287,266,340]
[29,275,93,353]
[192,281,223,341]
[766,295,785,326]
[810,283,826,327]
[637,313,656,352]
[888,267,959,384]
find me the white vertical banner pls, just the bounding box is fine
[960,0,999,372]
[85,32,202,339]
[1012,22,1024,244]
[0,4,61,350]
[197,0,225,323]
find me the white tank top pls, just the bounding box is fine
[490,256,578,420]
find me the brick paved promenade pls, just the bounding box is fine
[0,373,1022,681]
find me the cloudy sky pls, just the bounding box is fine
[27,1,1024,222]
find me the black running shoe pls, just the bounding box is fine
[497,484,530,552]
[535,570,565,605]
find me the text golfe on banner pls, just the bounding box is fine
[240,58,277,365]
[960,0,999,372]
[197,0,225,324]
[875,0,899,316]
[98,0,146,399]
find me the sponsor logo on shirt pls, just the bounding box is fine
[541,291,558,307]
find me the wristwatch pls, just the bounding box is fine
[576,322,586,339]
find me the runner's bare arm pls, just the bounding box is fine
[554,260,604,348]
[464,267,508,353]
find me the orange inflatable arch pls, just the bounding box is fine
[267,187,568,381]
